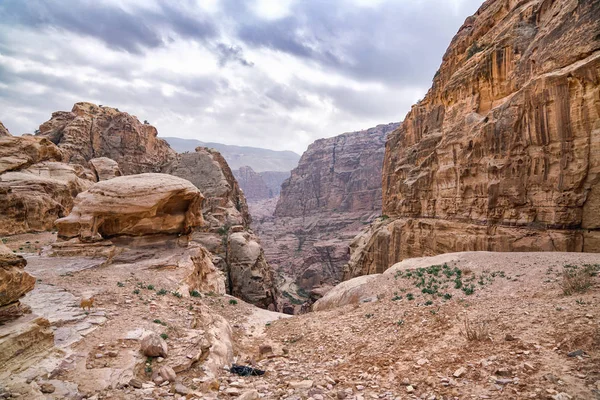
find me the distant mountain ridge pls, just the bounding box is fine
[162,137,300,173]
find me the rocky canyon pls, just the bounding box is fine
[0,0,599,399]
[252,123,399,311]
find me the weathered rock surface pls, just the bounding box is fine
[165,148,277,309]
[163,147,250,229]
[89,157,122,181]
[253,123,397,310]
[141,332,169,358]
[0,161,95,236]
[0,120,10,137]
[0,134,64,174]
[227,231,277,309]
[37,102,176,174]
[55,173,204,240]
[0,314,54,372]
[347,0,600,279]
[182,245,226,295]
[0,244,35,322]
[258,171,289,198]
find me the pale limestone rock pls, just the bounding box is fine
[56,173,204,240]
[89,157,122,181]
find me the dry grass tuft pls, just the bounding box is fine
[460,317,490,342]
[560,264,599,295]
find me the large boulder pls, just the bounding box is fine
[55,173,204,241]
[37,102,176,174]
[226,231,277,309]
[0,162,95,236]
[89,157,122,181]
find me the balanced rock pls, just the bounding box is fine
[141,332,168,358]
[55,173,204,241]
[37,102,176,174]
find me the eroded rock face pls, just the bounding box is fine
[0,135,64,174]
[89,157,122,181]
[37,102,176,174]
[0,162,95,236]
[182,245,226,295]
[0,244,35,322]
[227,231,277,309]
[253,124,397,309]
[346,0,600,280]
[56,173,204,241]
[163,148,250,229]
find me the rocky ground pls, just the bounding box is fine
[1,233,598,400]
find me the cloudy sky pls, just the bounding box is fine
[0,0,482,153]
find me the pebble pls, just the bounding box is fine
[453,367,466,378]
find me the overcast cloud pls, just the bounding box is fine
[0,0,483,153]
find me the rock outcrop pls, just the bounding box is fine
[0,121,10,137]
[227,231,277,309]
[259,171,289,198]
[0,134,95,235]
[56,173,204,240]
[346,0,600,279]
[163,148,250,229]
[37,102,176,174]
[89,157,122,181]
[253,123,398,310]
[0,244,35,322]
[163,148,277,310]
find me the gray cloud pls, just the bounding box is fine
[0,0,484,153]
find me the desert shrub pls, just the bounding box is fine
[561,264,599,295]
[460,317,489,342]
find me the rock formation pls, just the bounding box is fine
[0,134,95,236]
[253,123,398,310]
[37,102,176,174]
[233,166,271,201]
[0,243,35,322]
[0,121,10,137]
[163,147,250,229]
[163,148,278,310]
[89,157,122,181]
[346,0,600,280]
[56,173,204,241]
[227,231,277,309]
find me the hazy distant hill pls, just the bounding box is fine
[162,137,300,172]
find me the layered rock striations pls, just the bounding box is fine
[253,123,398,309]
[233,166,271,201]
[346,0,600,279]
[37,102,176,174]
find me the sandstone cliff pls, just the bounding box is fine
[346,0,600,279]
[37,102,176,175]
[253,123,398,310]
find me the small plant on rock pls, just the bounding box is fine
[157,289,167,296]
[117,282,124,287]
[229,299,238,305]
[147,284,155,290]
[172,291,182,298]
[190,290,201,297]
[406,293,415,301]
[160,333,168,340]
[560,264,599,295]
[133,289,140,295]
[460,317,490,342]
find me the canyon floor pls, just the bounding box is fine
[1,233,599,400]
